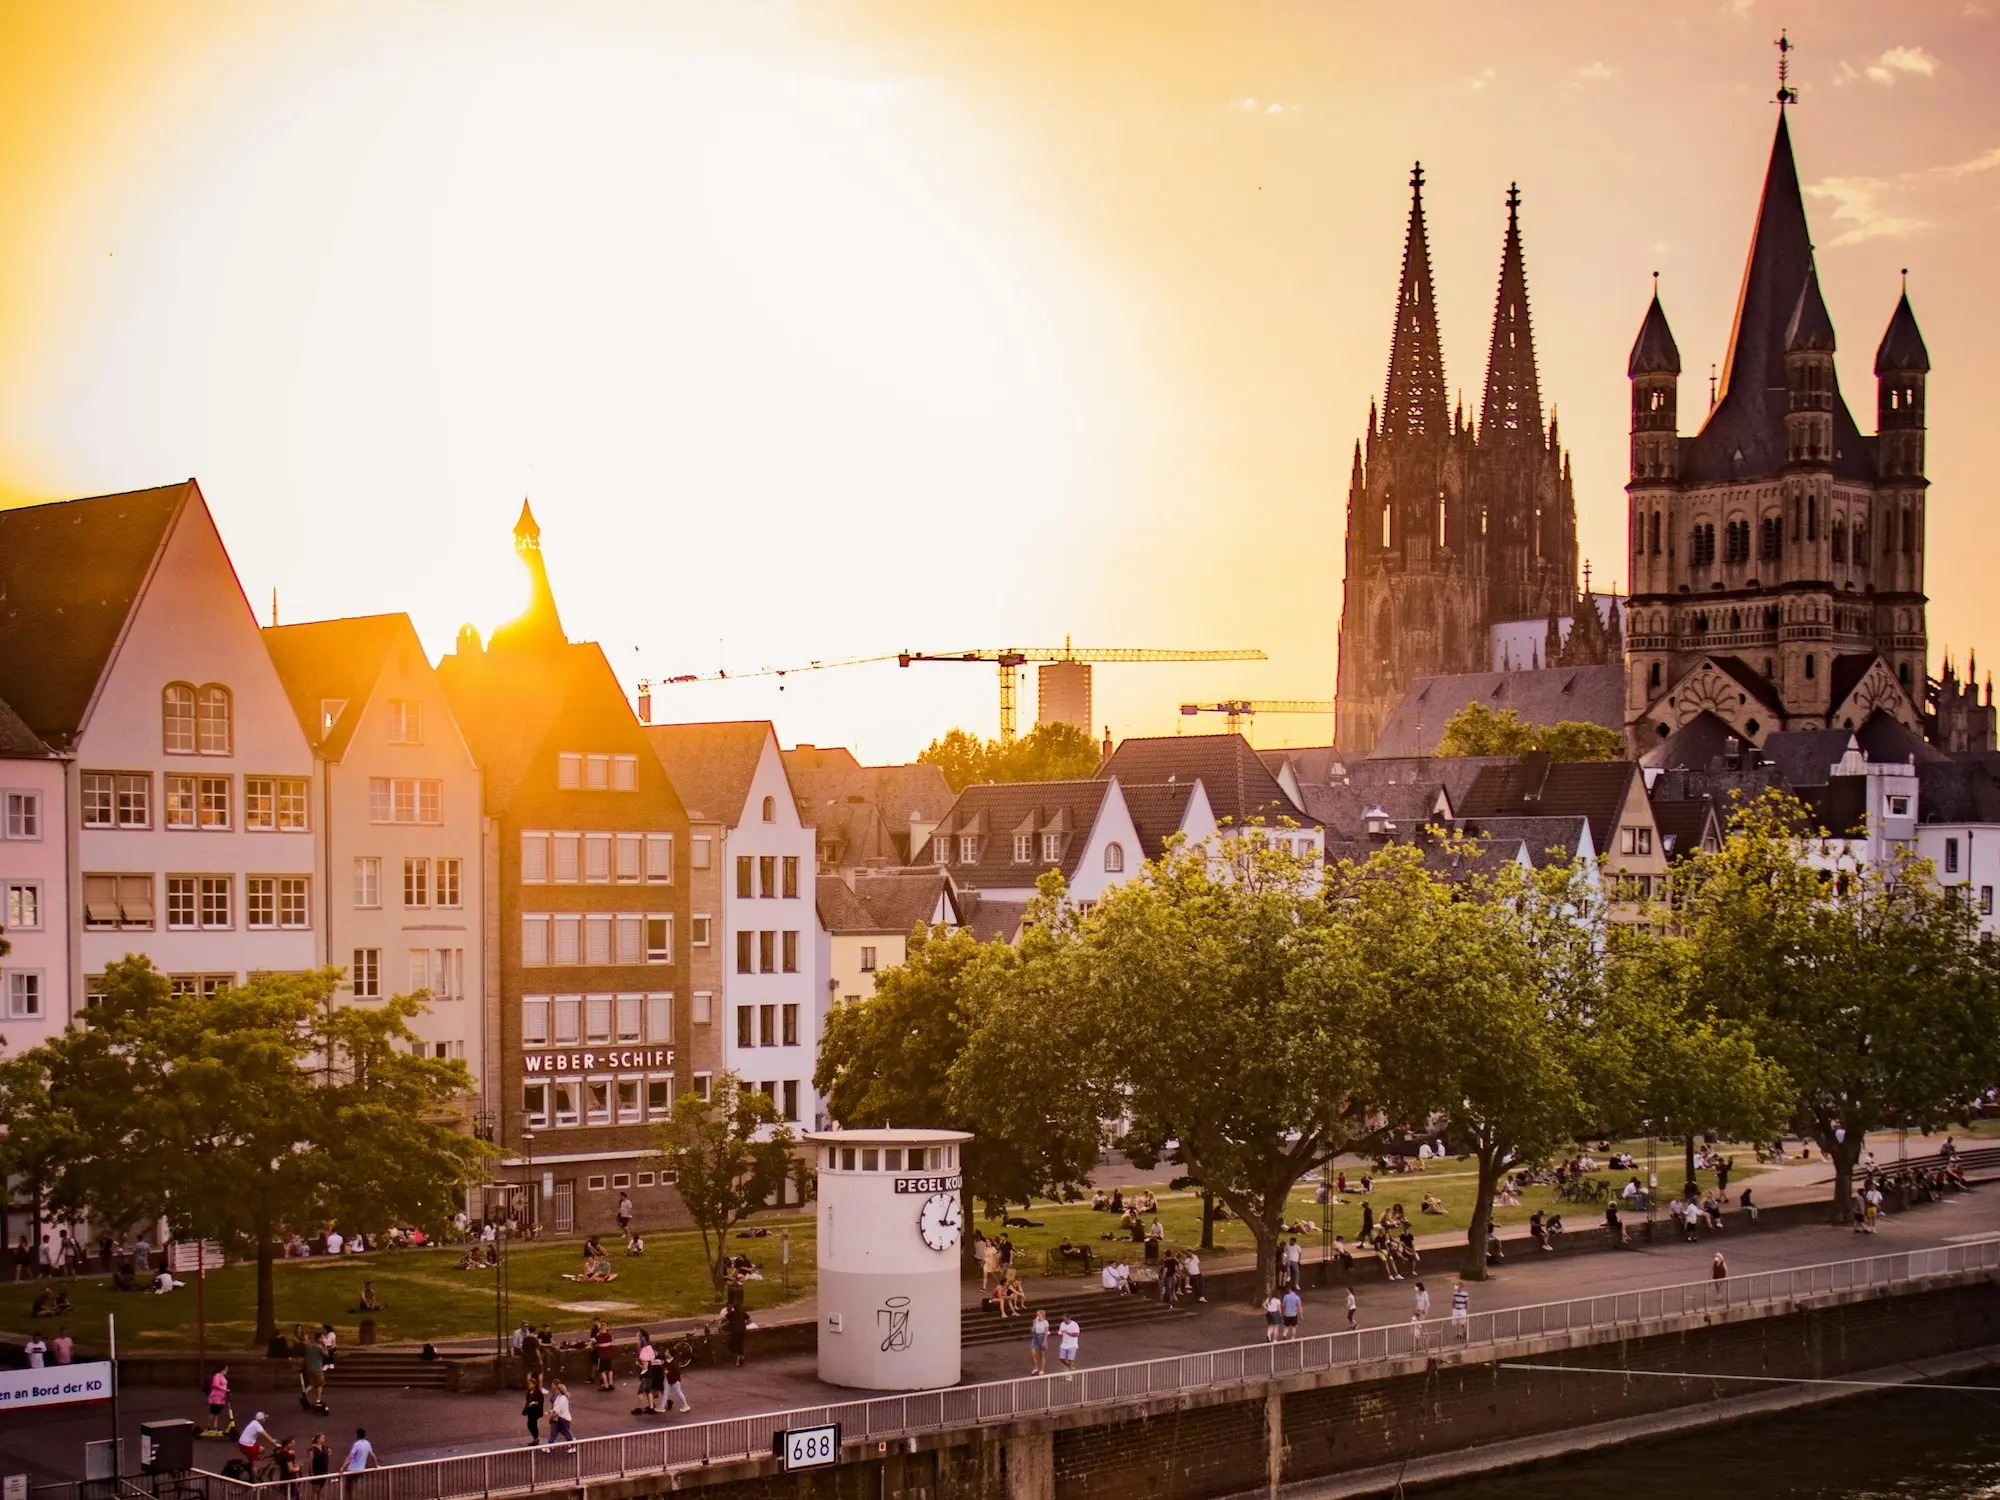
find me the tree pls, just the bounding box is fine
[815,919,1100,1218]
[0,959,485,1340]
[1675,792,2000,1219]
[918,721,1104,791]
[656,1073,808,1298]
[1434,703,1621,762]
[989,837,1377,1294]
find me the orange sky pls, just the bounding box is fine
[3,2,1996,760]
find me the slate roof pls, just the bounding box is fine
[783,745,954,868]
[0,695,56,759]
[647,721,775,824]
[1370,665,1625,758]
[1649,795,1720,860]
[1296,781,1450,843]
[1874,291,1930,375]
[262,613,407,758]
[0,482,193,743]
[1784,262,1837,353]
[1455,756,1641,857]
[958,894,1028,945]
[1916,761,2000,824]
[1256,746,1350,791]
[1854,710,1949,767]
[1099,734,1308,828]
[1628,293,1681,376]
[929,778,1112,889]
[1680,114,1873,486]
[1709,656,1786,714]
[1119,780,1197,862]
[1456,813,1592,867]
[853,869,954,933]
[1827,654,1881,717]
[815,877,878,935]
[1641,712,1745,772]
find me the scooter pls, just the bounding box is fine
[297,1372,329,1416]
[196,1403,238,1440]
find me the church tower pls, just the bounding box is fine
[488,499,569,654]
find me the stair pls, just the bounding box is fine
[961,1293,1193,1349]
[321,1350,461,1389]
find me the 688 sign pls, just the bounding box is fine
[776,1423,841,1471]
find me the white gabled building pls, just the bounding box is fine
[0,482,320,1014]
[649,722,821,1140]
[0,697,69,1055]
[264,613,488,1089]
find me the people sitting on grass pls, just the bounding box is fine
[1420,1194,1445,1215]
[31,1288,70,1317]
[625,1232,646,1257]
[1494,1183,1520,1209]
[1090,1190,1111,1211]
[352,1280,383,1313]
[1133,1190,1157,1214]
[458,1243,497,1270]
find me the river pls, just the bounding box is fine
[1409,1375,2000,1500]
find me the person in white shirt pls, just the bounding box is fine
[343,1428,377,1470]
[237,1413,271,1470]
[23,1335,47,1368]
[1056,1316,1081,1370]
[1263,1293,1283,1343]
[325,1230,345,1256]
[1183,1250,1205,1302]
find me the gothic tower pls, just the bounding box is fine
[1623,109,1934,752]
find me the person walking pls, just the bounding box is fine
[547,1381,574,1447]
[308,1433,331,1496]
[1183,1249,1205,1303]
[1711,1252,1729,1280]
[1263,1291,1283,1343]
[617,1193,634,1235]
[593,1321,617,1391]
[1345,1288,1358,1330]
[1056,1315,1081,1372]
[1864,1182,1884,1233]
[522,1378,545,1445]
[1029,1310,1049,1375]
[1280,1286,1302,1340]
[723,1302,750,1367]
[1449,1280,1470,1341]
[301,1334,328,1412]
[1285,1237,1303,1289]
[663,1342,692,1414]
[633,1332,659,1414]
[1413,1281,1431,1325]
[343,1428,377,1472]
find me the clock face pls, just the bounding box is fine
[917,1192,961,1252]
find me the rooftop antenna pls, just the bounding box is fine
[271,588,279,627]
[1775,30,1797,106]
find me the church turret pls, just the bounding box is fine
[488,498,569,654]
[1627,284,1680,600]
[1874,280,1928,479]
[1783,261,1837,467]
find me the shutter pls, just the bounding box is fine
[646,993,672,1043]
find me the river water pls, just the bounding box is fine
[1411,1376,2000,1499]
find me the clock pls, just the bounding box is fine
[917,1192,961,1253]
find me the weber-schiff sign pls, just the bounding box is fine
[522,1048,674,1074]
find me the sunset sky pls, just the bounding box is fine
[2,2,1996,760]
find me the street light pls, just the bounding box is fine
[522,1130,537,1237]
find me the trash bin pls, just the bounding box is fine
[359,1317,376,1346]
[140,1420,194,1474]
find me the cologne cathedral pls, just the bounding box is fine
[1333,171,1602,753]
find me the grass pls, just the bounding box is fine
[0,1216,816,1355]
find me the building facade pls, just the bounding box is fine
[0,699,69,1054]
[438,505,693,1234]
[264,613,487,1092]
[1335,174,1588,752]
[1623,110,1938,753]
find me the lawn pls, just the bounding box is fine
[0,1215,816,1355]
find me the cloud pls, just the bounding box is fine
[1723,0,1756,16]
[1570,61,1614,87]
[1466,67,1497,92]
[1832,60,1859,87]
[1806,143,2000,245]
[1866,45,1940,83]
[1228,96,1297,117]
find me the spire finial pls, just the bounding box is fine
[1709,362,1719,411]
[1506,181,1520,219]
[1583,559,1593,595]
[1901,267,1909,292]
[1775,30,1797,106]
[1411,161,1424,195]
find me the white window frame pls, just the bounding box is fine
[523,1080,550,1129]
[612,754,637,791]
[860,945,877,972]
[554,914,582,965]
[352,948,381,999]
[646,914,673,964]
[6,970,44,1020]
[616,833,643,882]
[691,835,711,869]
[558,752,583,790]
[5,881,43,932]
[646,833,673,882]
[584,833,612,884]
[521,830,549,883]
[522,996,551,1047]
[386,700,423,745]
[437,858,461,909]
[584,1076,613,1126]
[2,790,41,839]
[692,991,713,1025]
[691,914,711,947]
[403,857,430,909]
[646,991,672,1044]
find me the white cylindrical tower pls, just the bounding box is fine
[808,1128,971,1390]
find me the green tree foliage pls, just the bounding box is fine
[655,1073,808,1298]
[918,721,1104,791]
[1435,703,1622,762]
[815,919,1100,1218]
[0,959,485,1341]
[1673,792,2000,1219]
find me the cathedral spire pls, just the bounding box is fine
[1382,162,1450,442]
[1478,182,1544,443]
[490,498,568,653]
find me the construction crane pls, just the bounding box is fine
[1178,699,1335,738]
[898,640,1266,742]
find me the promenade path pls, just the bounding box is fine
[12,1147,1992,1482]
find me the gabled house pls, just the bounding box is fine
[783,744,954,879]
[0,695,68,1057]
[1455,755,1666,911]
[818,869,958,1009]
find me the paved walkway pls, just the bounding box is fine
[14,1155,1991,1483]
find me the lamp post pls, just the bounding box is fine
[523,1130,537,1237]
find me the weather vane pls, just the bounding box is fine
[1775,30,1797,106]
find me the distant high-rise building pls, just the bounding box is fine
[1036,661,1092,736]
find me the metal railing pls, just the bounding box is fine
[49,1236,2000,1500]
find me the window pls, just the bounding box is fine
[645,992,672,1043]
[522,915,551,966]
[585,754,611,791]
[585,833,612,883]
[84,874,154,929]
[646,916,672,963]
[616,1079,641,1124]
[404,857,429,908]
[759,856,776,898]
[386,700,423,744]
[692,836,711,869]
[692,915,711,947]
[167,875,231,930]
[615,914,643,965]
[585,915,612,964]
[958,834,978,863]
[783,856,799,897]
[1804,654,1817,681]
[553,832,580,883]
[554,1081,579,1127]
[83,773,150,829]
[586,994,613,1045]
[368,778,441,824]
[1638,828,1653,856]
[759,930,775,973]
[352,949,381,999]
[782,1080,799,1122]
[558,752,582,789]
[6,972,42,1020]
[645,833,673,882]
[4,790,41,838]
[245,777,308,831]
[860,945,877,972]
[554,916,580,965]
[5,883,41,930]
[198,687,232,755]
[247,877,309,929]
[612,754,638,791]
[736,856,753,899]
[1041,831,1060,863]
[1104,842,1125,874]
[1983,887,1995,917]
[933,834,951,865]
[615,833,642,881]
[693,991,713,1025]
[1013,834,1033,863]
[163,684,197,753]
[523,996,551,1046]
[781,930,799,973]
[692,1073,712,1100]
[554,995,581,1045]
[760,1004,777,1047]
[523,1082,550,1128]
[437,858,461,908]
[736,930,752,974]
[521,831,548,883]
[201,876,232,929]
[1888,795,1911,817]
[345,858,379,913]
[762,795,775,822]
[782,1003,799,1045]
[737,1006,754,1047]
[1947,838,1961,874]
[1620,827,1637,856]
[410,948,463,1000]
[646,1077,673,1119]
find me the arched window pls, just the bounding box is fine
[1103,842,1125,874]
[1831,519,1847,564]
[1804,654,1817,681]
[1807,496,1818,541]
[761,795,775,823]
[1649,661,1662,689]
[197,685,232,755]
[1649,510,1662,555]
[162,683,197,754]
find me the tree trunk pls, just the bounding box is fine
[1460,1148,1502,1281]
[255,1235,277,1345]
[1824,1133,1863,1226]
[1683,1135,1697,1194]
[1200,1191,1215,1251]
[1248,1214,1282,1299]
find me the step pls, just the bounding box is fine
[961,1298,1193,1348]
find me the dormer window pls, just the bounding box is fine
[1013,835,1033,864]
[1041,831,1061,862]
[934,835,952,865]
[319,698,348,739]
[1363,805,1390,836]
[958,834,979,863]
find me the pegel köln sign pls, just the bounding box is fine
[523,1048,675,1074]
